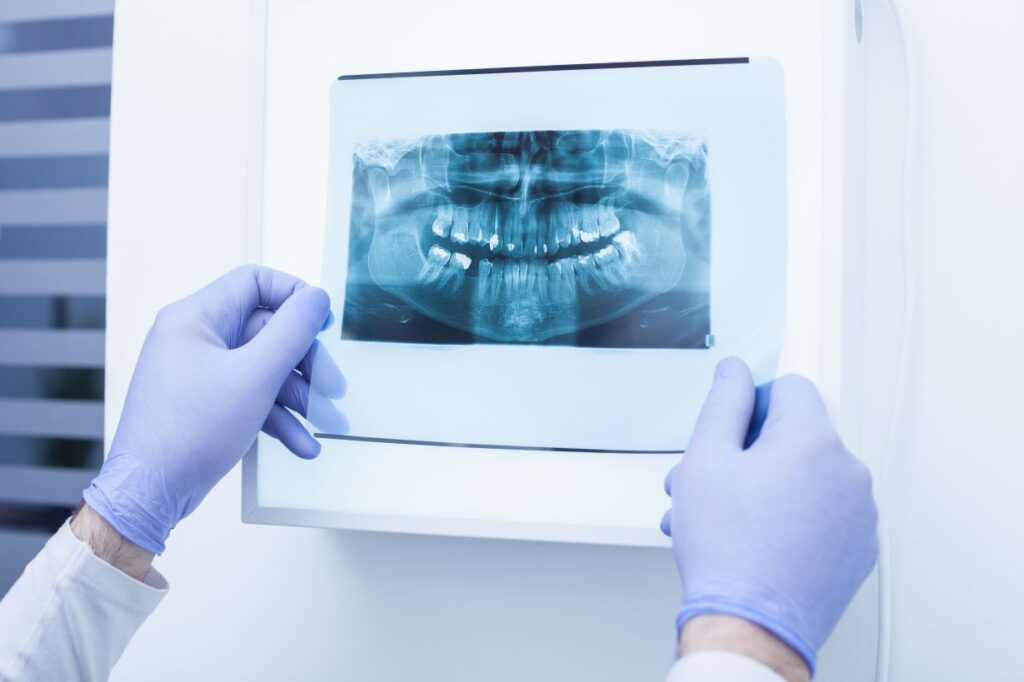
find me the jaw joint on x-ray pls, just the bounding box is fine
[348,129,710,345]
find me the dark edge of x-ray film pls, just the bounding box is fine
[336,57,749,81]
[341,129,711,349]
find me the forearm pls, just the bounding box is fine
[70,503,154,581]
[673,615,809,682]
[0,507,167,682]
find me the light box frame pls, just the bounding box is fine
[241,0,869,549]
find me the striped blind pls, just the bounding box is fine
[0,0,114,524]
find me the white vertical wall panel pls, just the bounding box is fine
[883,1,1024,680]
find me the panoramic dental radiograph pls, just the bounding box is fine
[342,129,711,348]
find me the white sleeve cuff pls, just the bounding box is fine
[0,520,168,682]
[665,651,787,682]
[54,520,169,597]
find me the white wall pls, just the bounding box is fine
[882,2,1024,679]
[104,1,1024,680]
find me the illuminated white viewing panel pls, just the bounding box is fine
[247,57,792,546]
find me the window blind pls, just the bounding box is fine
[0,0,114,521]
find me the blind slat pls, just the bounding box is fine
[0,330,104,367]
[0,48,112,89]
[0,17,113,55]
[0,85,111,123]
[0,188,107,224]
[0,2,113,23]
[0,3,111,517]
[0,119,109,157]
[0,259,105,295]
[0,464,94,505]
[0,398,103,439]
[0,155,109,190]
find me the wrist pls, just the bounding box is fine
[82,456,173,554]
[70,503,155,582]
[680,615,810,682]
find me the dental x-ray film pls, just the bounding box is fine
[311,59,787,453]
[342,130,711,348]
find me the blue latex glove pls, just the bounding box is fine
[83,266,348,554]
[662,357,878,673]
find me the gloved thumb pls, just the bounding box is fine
[687,356,755,454]
[244,286,331,380]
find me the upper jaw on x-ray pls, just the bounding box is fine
[348,129,708,344]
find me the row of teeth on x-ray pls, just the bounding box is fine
[420,230,640,295]
[431,201,622,257]
[352,129,705,342]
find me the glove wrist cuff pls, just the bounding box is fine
[677,599,817,675]
[82,483,170,555]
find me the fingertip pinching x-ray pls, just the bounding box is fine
[341,129,711,349]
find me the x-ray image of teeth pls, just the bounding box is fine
[341,129,711,348]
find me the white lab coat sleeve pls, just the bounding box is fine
[0,520,167,682]
[665,651,787,682]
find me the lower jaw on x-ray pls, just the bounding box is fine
[341,129,711,349]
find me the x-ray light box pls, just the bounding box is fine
[243,0,895,552]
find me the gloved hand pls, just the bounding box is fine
[83,265,347,555]
[662,357,878,673]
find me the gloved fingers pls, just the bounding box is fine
[296,339,318,376]
[227,264,310,313]
[686,356,755,454]
[244,309,326,349]
[276,366,350,434]
[276,371,310,418]
[321,310,335,332]
[187,266,312,346]
[307,396,350,435]
[664,464,677,495]
[298,339,346,399]
[262,403,321,459]
[242,314,346,398]
[759,374,830,434]
[244,286,331,381]
[743,381,774,448]
[660,509,672,537]
[241,308,274,344]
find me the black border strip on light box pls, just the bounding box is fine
[338,57,749,81]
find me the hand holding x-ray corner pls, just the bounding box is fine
[82,265,349,556]
[662,357,879,675]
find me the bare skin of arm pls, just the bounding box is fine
[680,615,811,682]
[70,503,155,583]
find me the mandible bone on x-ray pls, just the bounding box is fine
[349,129,709,344]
